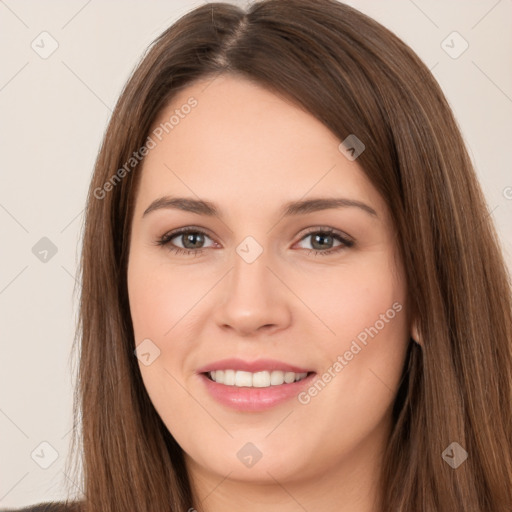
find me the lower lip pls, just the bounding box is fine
[199,372,316,412]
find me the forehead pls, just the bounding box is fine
[136,74,386,219]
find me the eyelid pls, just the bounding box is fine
[158,225,218,246]
[297,225,354,243]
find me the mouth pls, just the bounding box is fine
[202,369,314,388]
[196,358,317,412]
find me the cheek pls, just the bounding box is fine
[127,255,210,441]
[292,251,405,345]
[294,251,408,436]
[127,253,208,341]
[127,253,210,406]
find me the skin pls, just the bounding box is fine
[127,73,415,512]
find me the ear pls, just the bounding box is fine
[411,320,422,347]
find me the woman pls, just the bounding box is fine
[5,0,511,510]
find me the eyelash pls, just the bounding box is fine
[155,226,354,257]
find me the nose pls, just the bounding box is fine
[212,244,292,337]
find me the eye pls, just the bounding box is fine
[156,226,354,257]
[156,227,215,256]
[295,226,354,256]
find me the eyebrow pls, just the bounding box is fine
[142,196,378,218]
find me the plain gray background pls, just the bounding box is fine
[1,0,511,506]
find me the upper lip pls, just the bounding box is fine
[196,358,314,374]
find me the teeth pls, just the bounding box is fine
[208,370,309,387]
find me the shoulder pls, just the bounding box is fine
[0,501,84,512]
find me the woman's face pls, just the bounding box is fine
[127,74,411,488]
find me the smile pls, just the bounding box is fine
[206,369,310,387]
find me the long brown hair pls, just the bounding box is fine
[62,0,512,510]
